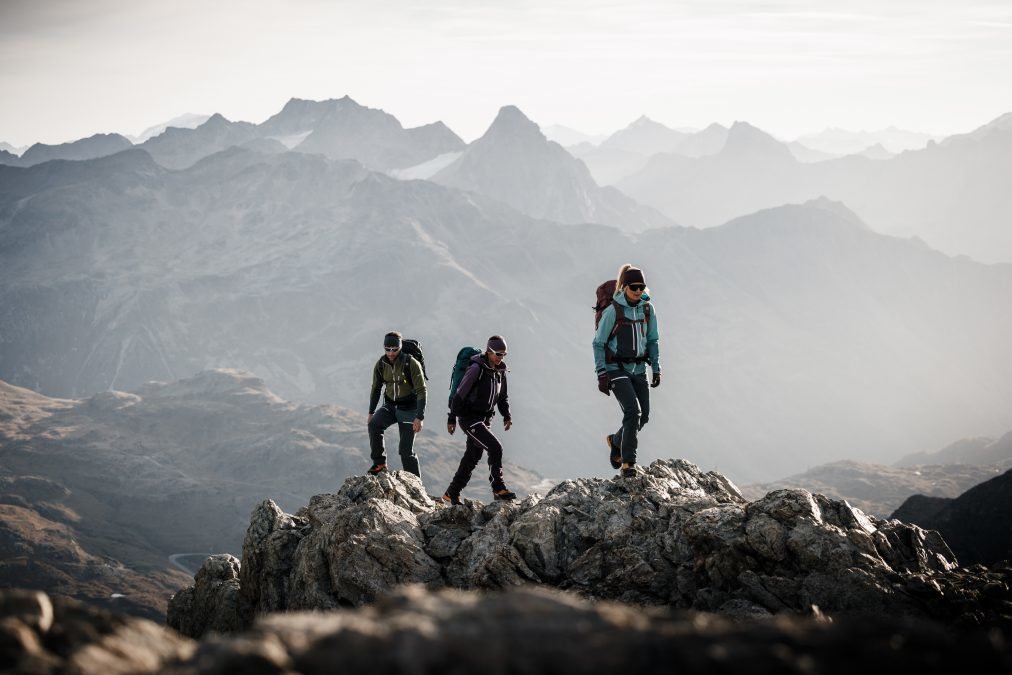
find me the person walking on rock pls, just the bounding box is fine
[367,331,426,479]
[594,264,660,477]
[442,336,516,504]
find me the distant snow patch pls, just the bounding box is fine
[388,152,463,180]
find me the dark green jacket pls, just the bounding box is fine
[369,353,427,419]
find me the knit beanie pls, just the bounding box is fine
[383,334,403,349]
[487,336,508,353]
[622,267,646,286]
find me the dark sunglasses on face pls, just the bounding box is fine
[492,350,507,357]
[628,284,646,291]
[384,347,400,352]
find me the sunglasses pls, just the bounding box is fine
[384,347,400,352]
[627,284,646,292]
[491,350,507,357]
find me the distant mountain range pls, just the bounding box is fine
[616,114,1012,263]
[2,137,1011,484]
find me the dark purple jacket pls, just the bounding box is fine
[450,354,510,421]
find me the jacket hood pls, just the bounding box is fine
[613,290,652,307]
[470,353,507,372]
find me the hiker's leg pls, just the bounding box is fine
[368,406,397,465]
[610,373,640,465]
[397,419,421,478]
[463,420,505,491]
[447,417,484,496]
[630,372,650,466]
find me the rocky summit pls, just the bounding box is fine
[168,459,1011,640]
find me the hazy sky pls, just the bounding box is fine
[2,0,1011,146]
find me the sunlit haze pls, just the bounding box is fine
[2,0,1011,146]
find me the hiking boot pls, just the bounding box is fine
[605,435,621,470]
[441,492,462,506]
[493,488,517,501]
[367,463,388,476]
[621,463,637,478]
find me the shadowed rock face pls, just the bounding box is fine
[5,584,1010,675]
[168,459,1009,640]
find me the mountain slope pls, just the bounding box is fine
[2,148,1011,484]
[891,468,1012,566]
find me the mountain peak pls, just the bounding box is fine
[481,105,544,142]
[721,121,794,160]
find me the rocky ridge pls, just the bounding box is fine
[168,459,1011,639]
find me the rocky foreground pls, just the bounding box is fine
[168,459,1011,638]
[3,459,1009,674]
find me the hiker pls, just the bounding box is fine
[593,264,660,477]
[367,331,426,478]
[442,336,516,504]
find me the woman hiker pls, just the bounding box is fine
[593,264,661,477]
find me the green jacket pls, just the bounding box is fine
[369,353,427,419]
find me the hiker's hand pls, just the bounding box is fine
[638,414,649,431]
[367,414,373,425]
[447,414,456,435]
[412,419,423,433]
[651,372,661,388]
[503,418,512,431]
[597,373,611,396]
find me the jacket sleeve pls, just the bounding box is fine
[409,356,427,420]
[497,372,511,421]
[592,305,617,374]
[450,363,480,417]
[368,361,382,414]
[647,304,660,373]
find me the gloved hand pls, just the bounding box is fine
[651,372,661,388]
[638,414,649,431]
[597,372,611,396]
[447,413,456,435]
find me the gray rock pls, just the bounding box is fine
[168,459,1009,638]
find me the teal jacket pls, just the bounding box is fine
[592,291,660,376]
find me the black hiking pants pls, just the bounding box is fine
[446,416,506,497]
[609,370,650,466]
[368,403,421,478]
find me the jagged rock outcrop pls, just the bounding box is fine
[6,585,1009,674]
[169,459,1009,638]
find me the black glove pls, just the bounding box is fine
[638,414,649,431]
[651,372,661,388]
[597,372,611,396]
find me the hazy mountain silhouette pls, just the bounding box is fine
[270,96,465,171]
[599,115,689,155]
[137,114,260,169]
[2,147,1011,484]
[0,133,134,167]
[432,105,674,230]
[894,431,1012,467]
[131,113,211,143]
[618,115,1012,262]
[797,126,940,155]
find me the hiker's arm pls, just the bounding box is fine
[450,364,479,416]
[592,305,616,374]
[647,305,660,373]
[368,363,382,415]
[409,357,426,420]
[497,373,511,423]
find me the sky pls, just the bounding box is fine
[2,0,1012,147]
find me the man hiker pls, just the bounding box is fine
[442,335,516,504]
[367,331,426,479]
[594,264,661,477]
